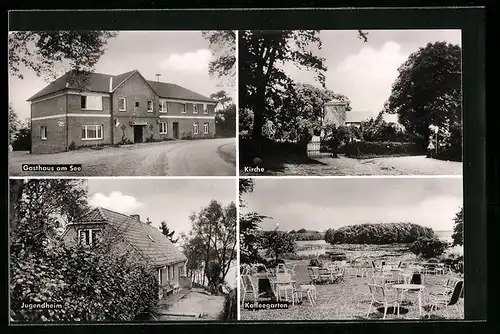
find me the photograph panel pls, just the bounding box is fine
[239,30,463,176]
[8,30,236,176]
[239,177,464,320]
[9,178,237,322]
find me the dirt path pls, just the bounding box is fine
[250,155,462,176]
[157,290,225,321]
[9,138,236,176]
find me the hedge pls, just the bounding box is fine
[344,141,425,158]
[239,138,308,165]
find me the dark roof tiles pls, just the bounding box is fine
[78,207,187,268]
[28,70,214,103]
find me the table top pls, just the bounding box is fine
[392,284,425,290]
[390,268,404,271]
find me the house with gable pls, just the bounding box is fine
[28,70,217,154]
[61,206,188,299]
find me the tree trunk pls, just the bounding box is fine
[251,87,266,158]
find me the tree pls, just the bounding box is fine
[297,228,307,233]
[11,119,31,151]
[202,31,236,87]
[159,221,178,244]
[386,42,462,149]
[260,230,297,261]
[9,104,19,144]
[210,90,233,110]
[239,178,268,264]
[10,179,89,256]
[239,30,326,151]
[274,83,351,143]
[240,30,367,153]
[451,206,464,246]
[188,200,237,293]
[9,31,118,81]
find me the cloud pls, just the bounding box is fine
[334,41,409,111]
[159,49,212,73]
[88,191,145,214]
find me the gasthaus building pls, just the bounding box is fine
[28,69,217,154]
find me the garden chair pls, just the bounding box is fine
[367,284,398,319]
[372,275,395,289]
[292,282,316,307]
[307,266,330,284]
[275,276,294,302]
[240,275,268,306]
[428,279,464,318]
[372,261,382,274]
[330,266,345,283]
[435,277,461,297]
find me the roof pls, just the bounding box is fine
[345,111,398,124]
[345,111,377,123]
[148,81,215,103]
[77,207,187,267]
[28,69,214,103]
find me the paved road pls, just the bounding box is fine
[9,138,236,176]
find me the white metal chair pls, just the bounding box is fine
[367,284,398,319]
[428,279,464,318]
[240,275,267,306]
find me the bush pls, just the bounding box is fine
[10,243,159,322]
[265,259,285,268]
[68,141,76,151]
[12,127,31,151]
[344,141,424,158]
[409,237,449,259]
[325,222,436,245]
[219,289,237,321]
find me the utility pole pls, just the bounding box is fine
[155,73,161,82]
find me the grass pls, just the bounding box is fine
[241,244,464,321]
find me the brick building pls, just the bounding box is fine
[28,70,217,154]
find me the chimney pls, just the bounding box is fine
[130,214,140,223]
[109,77,113,92]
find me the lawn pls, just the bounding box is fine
[240,244,464,321]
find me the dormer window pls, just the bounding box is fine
[147,235,155,242]
[78,228,101,246]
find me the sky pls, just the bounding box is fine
[9,31,234,122]
[281,29,462,119]
[86,178,237,237]
[242,177,463,233]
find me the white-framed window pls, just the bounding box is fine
[159,100,168,113]
[81,125,103,140]
[118,97,127,111]
[193,122,199,135]
[147,100,153,112]
[182,103,187,114]
[81,95,103,110]
[159,122,168,134]
[40,126,47,140]
[193,103,198,114]
[78,228,101,246]
[204,122,209,134]
[203,103,208,114]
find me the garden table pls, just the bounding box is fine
[392,284,425,317]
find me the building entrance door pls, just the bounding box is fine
[133,125,143,143]
[172,122,179,139]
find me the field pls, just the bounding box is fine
[241,244,464,321]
